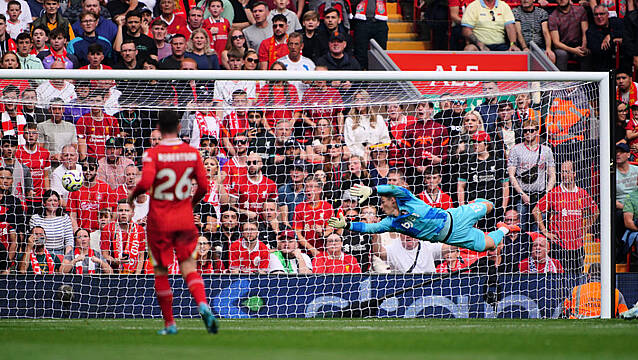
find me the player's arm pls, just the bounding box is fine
[192,152,210,207]
[329,214,393,234]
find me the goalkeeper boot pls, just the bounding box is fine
[199,303,220,334]
[157,324,178,335]
[496,222,521,233]
[621,303,638,320]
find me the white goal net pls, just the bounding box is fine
[0,70,611,319]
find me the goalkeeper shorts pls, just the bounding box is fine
[445,199,492,251]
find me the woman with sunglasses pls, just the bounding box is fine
[242,49,259,70]
[221,28,248,69]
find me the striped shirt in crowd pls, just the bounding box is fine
[29,214,74,252]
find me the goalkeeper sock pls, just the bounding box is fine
[185,271,207,306]
[154,275,175,327]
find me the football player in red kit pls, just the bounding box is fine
[127,110,219,335]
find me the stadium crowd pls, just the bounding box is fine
[0,0,633,276]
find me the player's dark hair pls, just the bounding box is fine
[2,84,19,96]
[7,0,21,8]
[272,14,287,24]
[158,110,180,134]
[40,190,65,217]
[87,43,104,55]
[74,227,90,240]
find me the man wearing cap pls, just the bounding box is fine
[97,136,135,190]
[458,130,509,231]
[268,229,312,274]
[258,13,289,70]
[277,157,306,224]
[75,91,121,160]
[533,160,598,273]
[315,31,360,71]
[0,134,33,202]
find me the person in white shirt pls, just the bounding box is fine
[375,233,448,273]
[267,0,301,34]
[50,144,82,205]
[278,32,315,98]
[268,229,312,273]
[5,0,31,39]
[344,89,391,159]
[36,61,77,108]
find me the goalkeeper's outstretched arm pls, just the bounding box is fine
[327,214,393,234]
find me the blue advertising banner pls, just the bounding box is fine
[0,274,635,319]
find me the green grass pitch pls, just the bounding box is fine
[1,318,635,359]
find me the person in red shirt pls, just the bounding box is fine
[222,90,250,154]
[518,234,564,273]
[100,199,145,274]
[230,152,277,217]
[155,0,188,35]
[255,61,300,129]
[435,245,474,273]
[203,0,230,57]
[196,234,224,274]
[127,110,217,335]
[301,66,345,133]
[222,132,249,195]
[228,219,270,273]
[68,156,115,231]
[258,14,289,70]
[15,123,51,205]
[386,99,416,167]
[418,166,452,210]
[294,174,334,257]
[403,101,449,175]
[312,233,361,273]
[75,91,120,160]
[532,161,599,273]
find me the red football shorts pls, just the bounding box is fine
[147,228,199,268]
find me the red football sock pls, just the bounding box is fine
[154,275,175,327]
[185,271,207,306]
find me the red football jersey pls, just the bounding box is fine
[301,85,344,125]
[100,221,145,274]
[293,200,333,251]
[228,239,270,273]
[418,189,453,210]
[133,138,209,233]
[312,252,361,273]
[203,17,230,57]
[255,83,299,128]
[222,157,247,194]
[75,113,120,159]
[231,174,278,213]
[518,257,564,273]
[535,185,598,250]
[222,112,249,140]
[257,36,289,68]
[67,180,116,230]
[15,145,51,198]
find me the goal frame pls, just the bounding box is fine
[0,69,613,319]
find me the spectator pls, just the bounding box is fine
[185,28,221,70]
[16,123,51,207]
[243,1,272,51]
[461,0,518,51]
[222,132,249,196]
[114,163,139,202]
[507,118,555,232]
[499,208,532,270]
[300,10,322,63]
[5,0,31,39]
[385,99,415,168]
[71,0,118,43]
[625,101,638,154]
[230,151,278,218]
[563,263,629,318]
[368,143,392,187]
[15,33,43,70]
[268,0,301,34]
[203,0,230,58]
[180,103,223,149]
[180,5,206,39]
[154,0,187,35]
[36,99,78,163]
[106,0,144,19]
[312,233,361,273]
[374,233,445,273]
[278,32,315,98]
[293,174,334,256]
[62,227,113,274]
[513,92,541,137]
[277,158,306,226]
[474,81,500,135]
[0,85,27,145]
[493,100,522,157]
[76,91,120,160]
[448,0,472,50]
[624,6,638,70]
[31,25,49,55]
[264,120,295,183]
[242,48,259,69]
[221,28,247,69]
[35,61,78,107]
[151,19,171,60]
[512,0,554,62]
[40,28,80,69]
[616,69,638,105]
[0,15,17,57]
[548,0,591,71]
[255,62,300,129]
[68,11,113,67]
[195,234,224,274]
[212,50,256,104]
[450,110,485,168]
[268,229,313,273]
[221,90,250,153]
[621,184,638,261]
[617,101,629,144]
[112,38,139,69]
[586,5,623,71]
[343,89,390,159]
[436,245,473,273]
[0,134,32,202]
[457,130,509,230]
[257,14,289,70]
[49,144,81,203]
[316,7,351,54]
[300,66,345,135]
[100,199,145,274]
[518,234,564,273]
[316,31,360,70]
[351,0,388,69]
[211,205,241,268]
[97,136,135,189]
[78,43,111,70]
[29,189,74,257]
[114,10,157,62]
[88,207,110,251]
[434,98,466,140]
[533,160,599,273]
[68,156,115,231]
[469,241,505,273]
[228,219,270,273]
[0,166,25,272]
[30,0,74,41]
[403,101,448,186]
[418,166,452,210]
[20,87,48,124]
[17,226,62,274]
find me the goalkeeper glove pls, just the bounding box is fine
[327,213,349,229]
[350,184,373,204]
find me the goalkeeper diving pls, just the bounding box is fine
[328,184,519,252]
